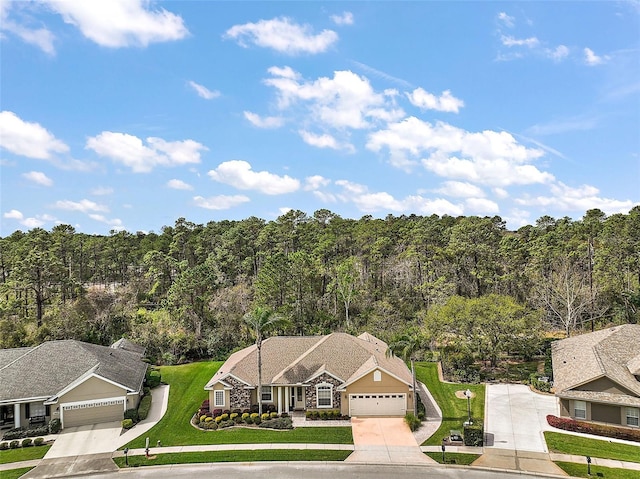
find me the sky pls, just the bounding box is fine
[1,1,639,236]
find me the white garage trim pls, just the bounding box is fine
[60,396,126,428]
[349,393,406,417]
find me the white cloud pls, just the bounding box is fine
[167,179,193,190]
[493,187,509,199]
[225,17,338,55]
[331,12,354,26]
[207,160,300,195]
[304,175,331,191]
[3,209,24,220]
[465,197,500,214]
[91,186,114,196]
[52,199,108,213]
[264,67,404,129]
[1,17,55,54]
[86,132,206,173]
[243,111,284,129]
[22,171,53,186]
[516,181,635,213]
[497,12,515,28]
[501,35,539,48]
[435,181,485,198]
[193,195,250,210]
[21,217,45,228]
[188,81,220,100]
[88,214,122,226]
[526,115,598,136]
[504,208,531,228]
[0,111,69,159]
[299,130,354,152]
[44,0,188,48]
[367,116,551,185]
[546,45,569,62]
[584,47,609,66]
[406,88,464,113]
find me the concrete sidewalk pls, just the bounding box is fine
[114,383,170,449]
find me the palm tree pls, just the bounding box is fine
[386,333,423,416]
[243,306,289,416]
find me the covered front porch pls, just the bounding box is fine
[264,385,306,414]
[0,400,51,432]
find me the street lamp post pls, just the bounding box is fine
[464,389,472,426]
[123,448,129,466]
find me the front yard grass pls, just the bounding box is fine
[415,362,485,446]
[545,431,640,464]
[0,445,51,464]
[124,361,352,449]
[1,466,35,479]
[554,461,640,479]
[114,449,350,467]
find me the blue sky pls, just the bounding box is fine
[1,1,638,235]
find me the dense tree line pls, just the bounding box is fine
[1,207,638,364]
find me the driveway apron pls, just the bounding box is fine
[347,417,434,464]
[44,421,123,458]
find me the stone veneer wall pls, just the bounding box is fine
[306,373,342,410]
[225,376,251,410]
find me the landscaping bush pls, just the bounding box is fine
[463,425,483,446]
[230,413,239,421]
[147,369,162,388]
[124,408,139,422]
[34,437,45,446]
[259,417,293,430]
[2,428,25,440]
[547,415,640,442]
[218,419,235,429]
[261,413,270,421]
[212,409,223,417]
[529,373,552,393]
[253,417,261,425]
[0,442,8,450]
[138,394,152,421]
[244,416,253,425]
[10,440,19,449]
[122,419,134,429]
[270,412,278,419]
[49,418,61,434]
[204,421,218,430]
[404,412,422,431]
[250,413,259,420]
[220,413,229,420]
[3,425,49,440]
[21,438,33,447]
[241,412,250,421]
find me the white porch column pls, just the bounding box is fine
[284,387,290,412]
[14,404,21,428]
[277,387,283,414]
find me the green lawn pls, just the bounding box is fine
[114,449,350,467]
[554,461,640,479]
[425,451,480,465]
[545,431,640,464]
[124,361,352,449]
[0,445,51,465]
[415,362,485,446]
[1,466,34,479]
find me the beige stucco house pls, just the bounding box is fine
[0,339,147,431]
[551,324,640,428]
[204,332,415,417]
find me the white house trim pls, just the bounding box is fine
[338,366,412,391]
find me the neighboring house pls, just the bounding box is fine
[0,339,147,431]
[204,332,415,417]
[551,324,640,428]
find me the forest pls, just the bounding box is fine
[0,207,638,368]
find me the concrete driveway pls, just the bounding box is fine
[485,384,558,452]
[346,417,434,464]
[44,421,123,458]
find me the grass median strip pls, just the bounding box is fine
[545,431,640,464]
[425,451,480,465]
[1,466,35,479]
[554,461,640,479]
[415,362,485,446]
[124,361,353,448]
[114,449,351,467]
[0,445,51,464]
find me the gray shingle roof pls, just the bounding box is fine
[551,324,640,405]
[205,332,412,390]
[0,340,147,402]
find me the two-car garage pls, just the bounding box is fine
[349,393,407,417]
[61,398,126,428]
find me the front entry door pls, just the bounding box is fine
[291,387,304,410]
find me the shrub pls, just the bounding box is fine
[218,419,235,429]
[230,413,238,420]
[250,412,259,419]
[34,437,45,446]
[22,438,33,447]
[242,412,250,420]
[259,417,293,430]
[320,411,329,420]
[215,416,223,423]
[223,409,231,415]
[270,412,278,419]
[547,415,640,442]
[232,409,242,415]
[49,418,61,434]
[143,386,151,396]
[29,425,49,437]
[244,416,253,425]
[204,417,213,422]
[463,425,484,446]
[280,412,289,418]
[404,412,422,432]
[124,408,139,422]
[2,428,26,440]
[200,415,208,422]
[253,417,261,425]
[122,419,134,429]
[204,421,218,430]
[147,370,161,388]
[10,440,20,449]
[212,409,223,417]
[0,442,8,450]
[138,394,152,421]
[220,413,229,420]
[529,373,552,393]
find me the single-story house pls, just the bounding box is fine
[551,324,640,428]
[0,339,147,430]
[204,332,415,417]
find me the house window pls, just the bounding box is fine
[29,402,45,418]
[261,386,273,402]
[573,400,587,419]
[214,390,225,408]
[626,407,639,427]
[373,370,382,382]
[316,383,333,408]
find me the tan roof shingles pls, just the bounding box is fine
[552,324,640,399]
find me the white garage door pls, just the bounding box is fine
[62,399,124,428]
[349,393,406,416]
